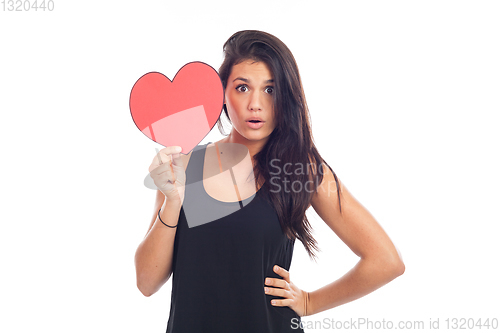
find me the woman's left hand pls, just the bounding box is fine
[264,265,310,317]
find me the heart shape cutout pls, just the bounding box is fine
[129,62,224,154]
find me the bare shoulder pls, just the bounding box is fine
[310,162,342,213]
[305,153,341,210]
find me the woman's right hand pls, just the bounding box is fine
[148,146,186,204]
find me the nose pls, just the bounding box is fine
[248,91,262,111]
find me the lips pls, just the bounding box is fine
[246,119,265,129]
[246,117,264,123]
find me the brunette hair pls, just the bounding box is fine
[216,30,342,261]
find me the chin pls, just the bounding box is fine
[235,126,273,142]
[246,133,271,142]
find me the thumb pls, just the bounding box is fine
[171,150,184,167]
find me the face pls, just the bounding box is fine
[224,59,276,144]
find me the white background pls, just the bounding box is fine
[1,1,499,332]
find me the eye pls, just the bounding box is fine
[236,84,249,93]
[265,86,274,94]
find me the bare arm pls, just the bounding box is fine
[134,192,181,296]
[134,151,191,297]
[307,167,405,315]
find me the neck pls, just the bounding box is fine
[222,130,268,161]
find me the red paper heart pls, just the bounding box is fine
[129,62,224,154]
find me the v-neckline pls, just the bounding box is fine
[201,142,264,204]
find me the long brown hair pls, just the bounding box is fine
[216,30,342,261]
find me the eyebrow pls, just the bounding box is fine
[233,77,274,84]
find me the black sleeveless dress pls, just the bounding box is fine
[166,142,305,333]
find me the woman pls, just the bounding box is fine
[135,30,405,332]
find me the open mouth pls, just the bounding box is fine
[246,120,265,129]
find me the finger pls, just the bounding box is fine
[149,147,178,170]
[151,168,177,188]
[270,298,292,307]
[162,147,182,176]
[273,265,290,282]
[155,148,163,165]
[171,151,184,168]
[150,156,171,173]
[150,162,173,177]
[265,277,290,290]
[264,286,292,298]
[159,146,182,160]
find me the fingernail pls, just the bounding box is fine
[266,278,270,284]
[274,266,279,272]
[176,146,182,152]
